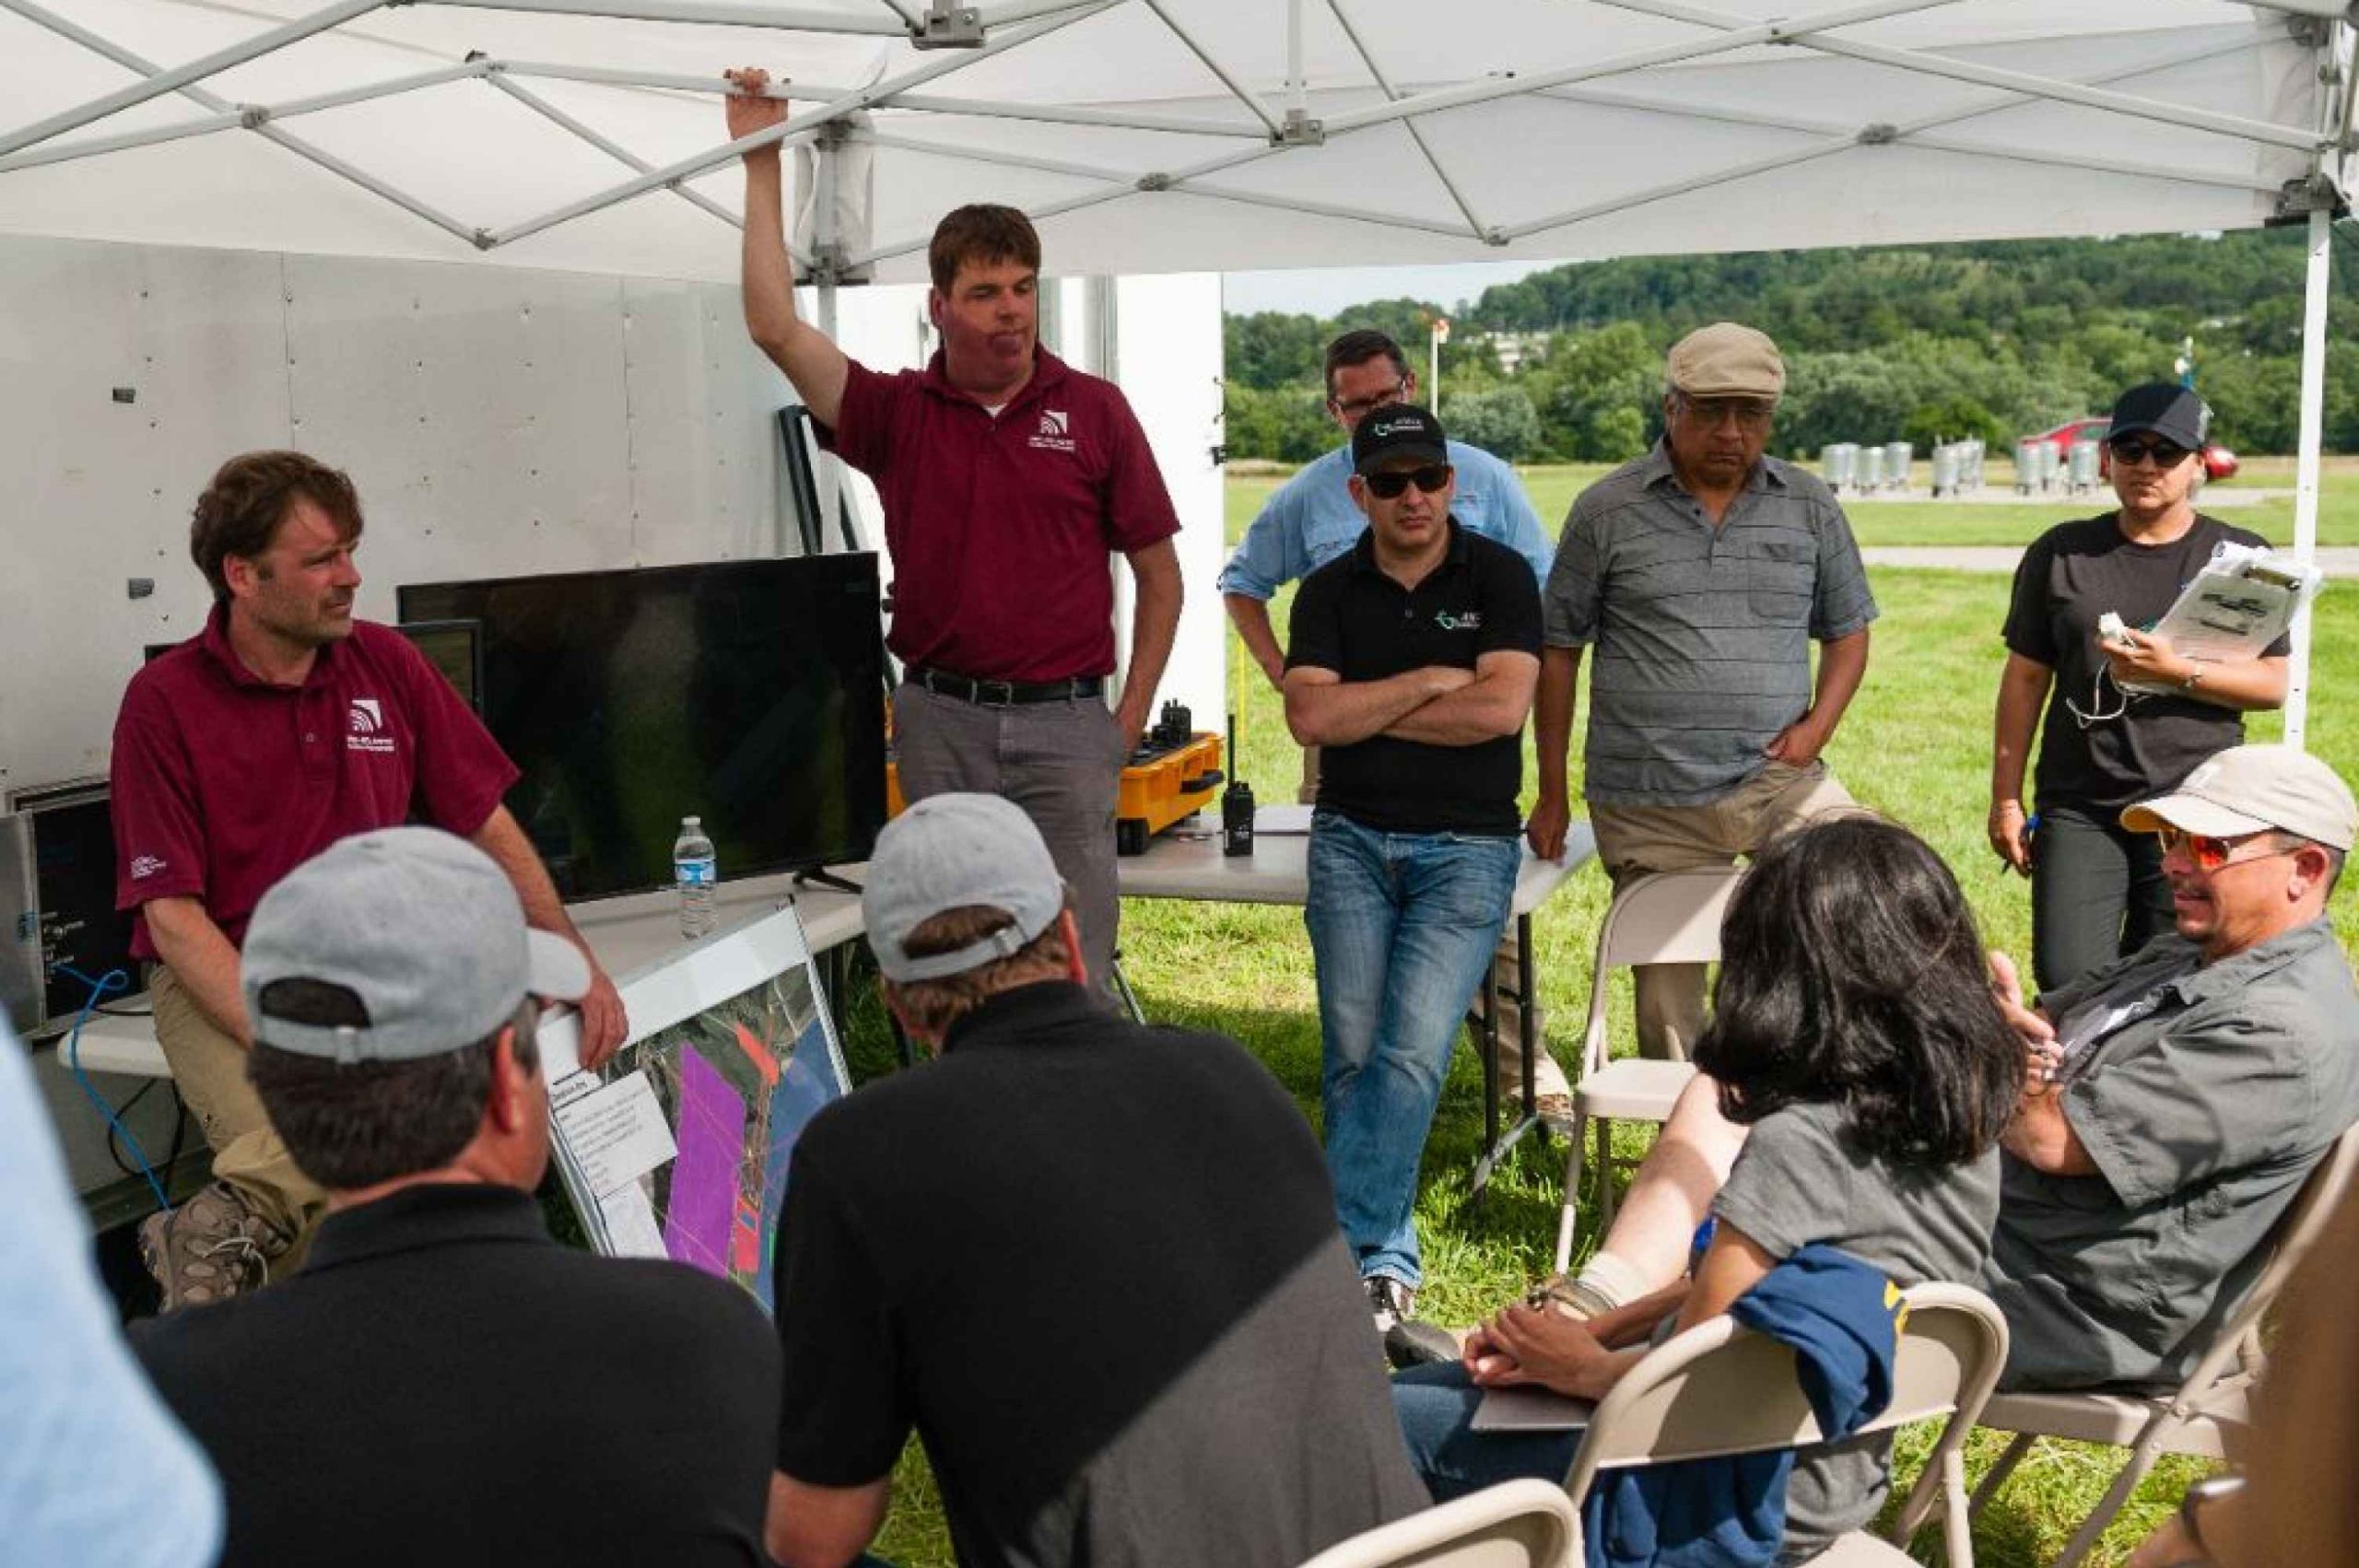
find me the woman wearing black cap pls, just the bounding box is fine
[1989,383,2289,989]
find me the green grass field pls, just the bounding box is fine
[1227,454,2359,552]
[841,470,2359,1566]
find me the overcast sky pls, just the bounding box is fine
[1219,259,1576,319]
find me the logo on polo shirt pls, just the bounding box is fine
[1436,610,1484,631]
[347,696,396,755]
[1029,407,1076,454]
[130,854,167,882]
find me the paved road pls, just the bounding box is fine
[1865,545,2359,577]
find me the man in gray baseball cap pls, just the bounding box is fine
[768,791,1425,1568]
[1981,743,2359,1392]
[129,826,781,1568]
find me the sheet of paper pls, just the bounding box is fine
[596,1180,671,1259]
[1254,802,1315,835]
[1472,1387,1596,1433]
[551,1070,678,1198]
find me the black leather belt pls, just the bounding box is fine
[909,667,1106,706]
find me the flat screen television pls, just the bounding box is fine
[399,556,886,901]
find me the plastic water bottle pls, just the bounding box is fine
[674,815,717,940]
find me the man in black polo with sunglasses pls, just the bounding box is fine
[1284,404,1541,1341]
[1987,743,2359,1391]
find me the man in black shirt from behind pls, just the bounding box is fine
[133,827,779,1568]
[767,792,1426,1568]
[1284,404,1543,1344]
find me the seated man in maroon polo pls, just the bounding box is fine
[111,450,626,1309]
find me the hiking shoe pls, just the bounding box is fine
[1384,1317,1462,1371]
[139,1182,287,1312]
[1367,1275,1416,1336]
[1525,1271,1616,1320]
[1527,1092,1577,1129]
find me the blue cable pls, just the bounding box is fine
[58,963,173,1214]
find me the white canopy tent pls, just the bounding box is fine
[2,0,2352,733]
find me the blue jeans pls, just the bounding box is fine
[1307,811,1520,1288]
[1392,1363,1580,1501]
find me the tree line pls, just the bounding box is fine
[1223,225,2359,465]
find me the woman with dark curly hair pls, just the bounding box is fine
[1391,818,2023,1562]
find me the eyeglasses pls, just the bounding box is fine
[1364,464,1452,499]
[2109,437,2190,468]
[2156,824,2297,873]
[1674,397,1775,433]
[1330,382,1407,419]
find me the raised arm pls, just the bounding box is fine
[1284,664,1469,747]
[727,68,848,427]
[1384,650,1539,745]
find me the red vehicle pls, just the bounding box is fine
[2021,416,2240,481]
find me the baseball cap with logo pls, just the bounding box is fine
[1351,403,1449,477]
[2119,743,2358,852]
[241,826,592,1064]
[863,793,1068,982]
[1666,322,1785,400]
[2107,383,2212,452]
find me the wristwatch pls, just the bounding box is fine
[2179,665,2205,695]
[2178,1472,2246,1562]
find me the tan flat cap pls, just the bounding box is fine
[1667,322,1785,399]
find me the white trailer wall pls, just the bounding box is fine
[0,232,1226,796]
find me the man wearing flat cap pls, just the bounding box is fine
[765,792,1424,1568]
[130,827,779,1568]
[1529,322,1876,1061]
[1985,743,2359,1389]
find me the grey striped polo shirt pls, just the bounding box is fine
[1543,445,1876,807]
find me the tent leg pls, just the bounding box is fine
[2288,205,2330,753]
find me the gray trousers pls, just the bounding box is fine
[894,682,1123,996]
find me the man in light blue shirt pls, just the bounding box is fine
[1,1024,223,1567]
[1223,330,1554,714]
[1221,329,1565,1112]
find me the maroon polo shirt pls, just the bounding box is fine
[822,347,1180,682]
[111,606,519,960]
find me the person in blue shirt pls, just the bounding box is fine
[1222,329,1563,1113]
[0,1022,223,1568]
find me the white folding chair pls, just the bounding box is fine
[1565,1281,2010,1568]
[1966,1123,2359,1568]
[1296,1479,1576,1568]
[1552,867,1743,1273]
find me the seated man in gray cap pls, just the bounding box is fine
[1520,743,2359,1397]
[1528,322,1876,1077]
[130,827,780,1568]
[1985,741,2359,1390]
[765,792,1425,1568]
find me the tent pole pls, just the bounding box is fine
[2287,205,2330,752]
[0,0,385,158]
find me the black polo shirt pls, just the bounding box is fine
[131,1184,779,1568]
[1286,519,1543,836]
[772,980,1427,1567]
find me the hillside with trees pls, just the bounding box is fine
[1222,226,2359,463]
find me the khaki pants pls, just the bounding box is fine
[151,966,327,1252]
[1589,761,1863,1061]
[1298,743,1567,1101]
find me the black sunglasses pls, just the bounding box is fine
[2109,437,2190,467]
[1365,464,1452,499]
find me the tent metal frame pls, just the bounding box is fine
[3,0,2351,734]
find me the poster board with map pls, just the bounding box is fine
[539,904,851,1312]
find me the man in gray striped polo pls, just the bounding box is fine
[1526,322,1876,1060]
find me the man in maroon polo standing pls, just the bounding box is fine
[111,451,627,1310]
[724,69,1184,994]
